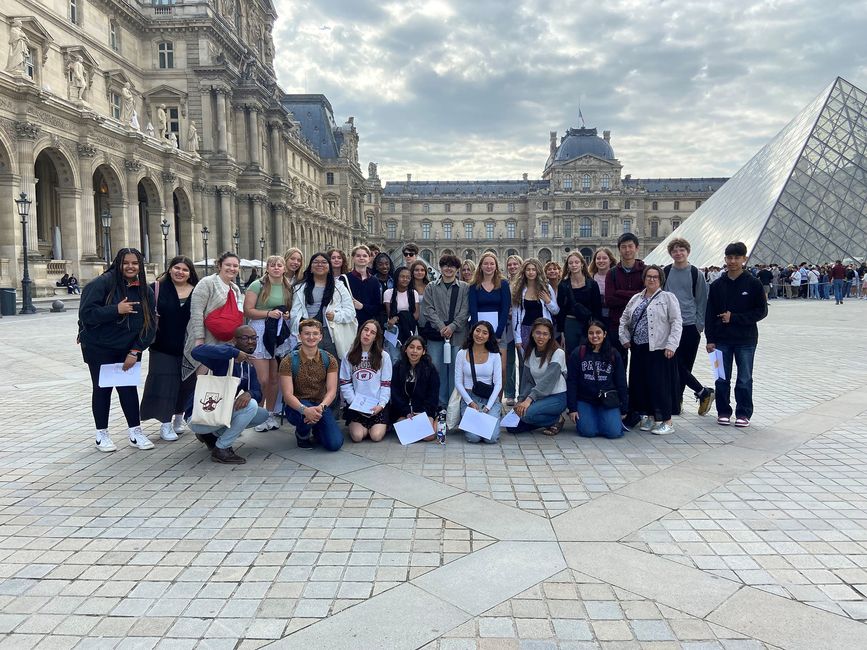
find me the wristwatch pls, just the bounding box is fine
[299,405,306,415]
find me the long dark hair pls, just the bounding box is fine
[347,319,384,371]
[400,335,432,367]
[157,255,200,286]
[104,247,154,336]
[299,252,335,310]
[390,267,416,316]
[461,320,499,352]
[524,317,559,367]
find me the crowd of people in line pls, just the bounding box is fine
[747,262,867,304]
[77,235,769,463]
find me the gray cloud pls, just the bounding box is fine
[272,0,867,182]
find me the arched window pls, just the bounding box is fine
[580,247,594,260]
[565,200,572,210]
[582,174,591,191]
[464,249,475,260]
[580,218,592,238]
[563,175,573,190]
[538,248,552,263]
[624,199,631,210]
[602,200,609,210]
[486,203,494,212]
[672,218,681,231]
[601,174,610,190]
[652,201,658,210]
[421,249,433,263]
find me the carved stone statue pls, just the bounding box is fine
[187,120,200,153]
[6,19,30,74]
[171,132,179,149]
[120,82,135,125]
[368,162,378,179]
[130,110,140,131]
[67,54,88,103]
[145,122,155,138]
[157,103,168,139]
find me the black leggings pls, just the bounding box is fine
[87,361,141,430]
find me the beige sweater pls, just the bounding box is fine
[183,274,242,375]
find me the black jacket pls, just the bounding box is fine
[556,278,602,331]
[150,280,191,357]
[566,345,628,414]
[705,272,767,346]
[78,273,156,358]
[390,358,441,419]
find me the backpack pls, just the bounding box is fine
[663,264,699,297]
[289,349,331,377]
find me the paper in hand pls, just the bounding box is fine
[500,410,521,428]
[394,415,435,445]
[458,407,498,440]
[348,394,378,414]
[708,350,725,380]
[98,362,142,388]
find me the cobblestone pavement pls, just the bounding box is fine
[0,299,866,648]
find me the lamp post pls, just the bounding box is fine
[232,228,240,255]
[15,192,36,315]
[201,226,210,276]
[100,209,112,264]
[160,218,171,270]
[258,236,265,274]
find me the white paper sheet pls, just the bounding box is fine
[708,350,725,380]
[458,407,499,440]
[383,328,400,348]
[348,394,379,414]
[98,362,142,388]
[500,410,521,428]
[394,415,435,445]
[478,311,498,333]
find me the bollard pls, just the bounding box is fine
[51,300,66,313]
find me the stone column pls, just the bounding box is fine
[215,89,228,154]
[14,121,39,255]
[161,172,177,267]
[218,186,234,253]
[124,160,143,251]
[232,104,244,161]
[269,122,281,177]
[251,195,264,258]
[200,87,214,153]
[248,107,260,167]
[75,147,99,259]
[191,182,205,260]
[272,203,286,252]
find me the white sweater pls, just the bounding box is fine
[454,348,503,410]
[339,351,392,408]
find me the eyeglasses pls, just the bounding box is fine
[311,260,329,266]
[645,276,660,281]
[403,252,414,257]
[236,335,259,341]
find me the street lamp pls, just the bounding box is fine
[232,228,240,255]
[15,192,36,315]
[100,209,112,264]
[201,226,210,276]
[258,236,266,273]
[160,218,171,269]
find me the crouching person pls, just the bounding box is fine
[279,319,344,451]
[190,325,270,464]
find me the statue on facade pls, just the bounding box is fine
[6,19,30,75]
[120,82,135,125]
[130,110,140,131]
[171,132,179,149]
[157,104,168,140]
[187,120,200,153]
[368,162,378,178]
[145,122,155,138]
[67,54,88,103]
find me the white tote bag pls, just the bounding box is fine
[445,388,462,430]
[191,358,240,429]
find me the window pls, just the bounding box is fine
[563,175,572,190]
[650,220,659,238]
[109,21,119,51]
[582,174,591,190]
[444,223,452,239]
[622,219,632,234]
[563,220,572,238]
[387,222,397,239]
[70,0,79,24]
[485,223,494,239]
[580,218,592,238]
[696,200,702,208]
[565,200,571,210]
[506,222,516,239]
[602,200,609,210]
[465,223,473,239]
[326,172,334,185]
[367,215,374,233]
[600,220,609,237]
[672,219,681,231]
[624,199,631,210]
[366,193,371,203]
[158,42,174,69]
[422,223,431,240]
[487,203,493,213]
[465,203,472,213]
[673,200,680,210]
[110,92,121,119]
[508,202,515,213]
[388,202,395,213]
[540,221,549,238]
[423,203,430,213]
[651,201,658,211]
[601,174,610,190]
[542,200,548,210]
[167,106,180,137]
[24,48,34,78]
[445,203,451,213]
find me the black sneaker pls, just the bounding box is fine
[696,388,715,416]
[195,433,218,450]
[296,436,312,449]
[211,446,246,464]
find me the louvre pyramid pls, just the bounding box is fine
[646,77,867,267]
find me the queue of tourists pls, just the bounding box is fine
[77,235,768,462]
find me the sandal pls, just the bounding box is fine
[543,415,564,436]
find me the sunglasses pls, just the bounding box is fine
[403,252,414,257]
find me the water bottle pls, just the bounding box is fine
[443,339,451,364]
[436,409,447,445]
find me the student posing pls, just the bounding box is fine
[455,321,503,443]
[390,336,441,441]
[339,320,393,442]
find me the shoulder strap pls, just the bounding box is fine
[468,346,478,384]
[319,349,330,370]
[578,344,586,362]
[690,264,698,297]
[291,350,300,377]
[153,280,160,316]
[446,282,460,324]
[663,264,672,287]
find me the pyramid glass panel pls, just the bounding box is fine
[647,77,867,266]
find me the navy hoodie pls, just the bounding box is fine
[566,345,628,414]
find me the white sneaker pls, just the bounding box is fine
[651,421,675,436]
[129,426,155,450]
[95,430,117,453]
[254,415,280,432]
[638,415,654,431]
[160,422,178,441]
[172,414,188,434]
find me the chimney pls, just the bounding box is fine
[603,130,610,142]
[549,131,557,155]
[625,174,631,180]
[406,173,412,182]
[522,173,528,181]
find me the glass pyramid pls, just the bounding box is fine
[646,77,867,267]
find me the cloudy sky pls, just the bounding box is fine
[272,0,867,183]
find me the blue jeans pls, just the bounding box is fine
[575,401,623,439]
[832,279,844,303]
[459,390,501,443]
[190,399,269,450]
[428,340,460,408]
[808,284,818,299]
[285,400,344,451]
[714,343,756,419]
[507,392,567,433]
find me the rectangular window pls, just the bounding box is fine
[367,215,374,233]
[445,203,451,213]
[622,219,632,234]
[650,221,659,238]
[508,203,515,213]
[110,92,121,119]
[422,204,430,213]
[366,193,371,203]
[672,219,681,230]
[673,200,680,210]
[444,223,452,240]
[465,223,473,239]
[485,223,494,239]
[388,202,395,213]
[168,107,180,136]
[109,22,118,51]
[24,49,34,78]
[70,0,79,24]
[326,172,334,185]
[541,221,549,238]
[580,219,592,238]
[422,223,431,240]
[387,222,397,239]
[506,222,516,239]
[465,203,472,213]
[600,220,609,237]
[563,220,572,238]
[158,42,174,69]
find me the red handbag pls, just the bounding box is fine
[204,290,242,341]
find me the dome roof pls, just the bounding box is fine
[554,127,614,162]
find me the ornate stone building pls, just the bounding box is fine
[382,126,727,264]
[0,0,374,292]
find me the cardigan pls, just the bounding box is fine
[511,285,560,346]
[290,279,355,336]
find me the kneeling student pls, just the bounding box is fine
[391,336,441,442]
[340,320,392,442]
[279,319,343,451]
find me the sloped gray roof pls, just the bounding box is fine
[554,127,615,162]
[383,180,549,197]
[281,94,339,159]
[623,178,729,193]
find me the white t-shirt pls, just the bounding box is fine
[383,288,420,312]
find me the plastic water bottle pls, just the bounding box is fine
[436,409,447,445]
[443,339,451,364]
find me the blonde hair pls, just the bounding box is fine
[506,254,524,278]
[588,247,616,276]
[283,247,303,280]
[350,244,371,259]
[511,258,547,306]
[561,251,591,281]
[471,252,503,287]
[543,261,562,289]
[258,255,294,306]
[460,259,476,280]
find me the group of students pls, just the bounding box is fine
[76,233,767,462]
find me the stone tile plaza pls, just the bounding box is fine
[1,289,867,648]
